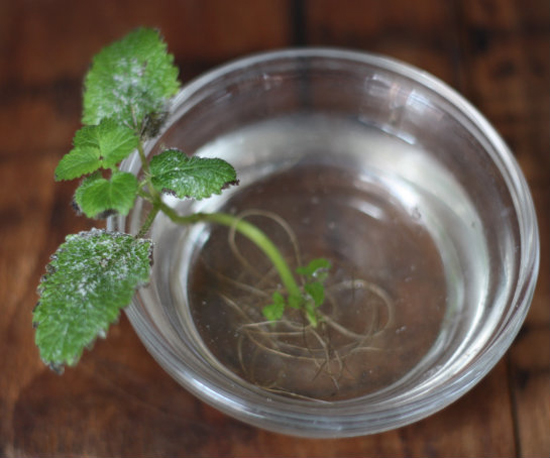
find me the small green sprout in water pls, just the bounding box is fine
[33,27,331,372]
[263,258,332,326]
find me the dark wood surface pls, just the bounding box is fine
[1,1,549,456]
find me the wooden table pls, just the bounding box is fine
[1,1,548,456]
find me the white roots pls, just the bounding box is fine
[205,210,395,399]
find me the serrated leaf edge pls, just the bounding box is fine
[33,229,154,371]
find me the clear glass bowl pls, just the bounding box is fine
[109,49,539,437]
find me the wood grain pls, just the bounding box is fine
[305,0,462,85]
[456,1,550,455]
[1,0,548,456]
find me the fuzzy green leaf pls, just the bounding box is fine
[296,258,332,282]
[54,146,102,181]
[262,292,286,321]
[82,28,179,134]
[304,281,325,307]
[55,118,139,181]
[33,229,153,371]
[149,149,238,200]
[74,171,139,218]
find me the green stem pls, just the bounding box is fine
[136,140,162,201]
[135,140,163,238]
[136,205,160,238]
[158,201,302,299]
[137,141,150,176]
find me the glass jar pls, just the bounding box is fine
[109,49,539,437]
